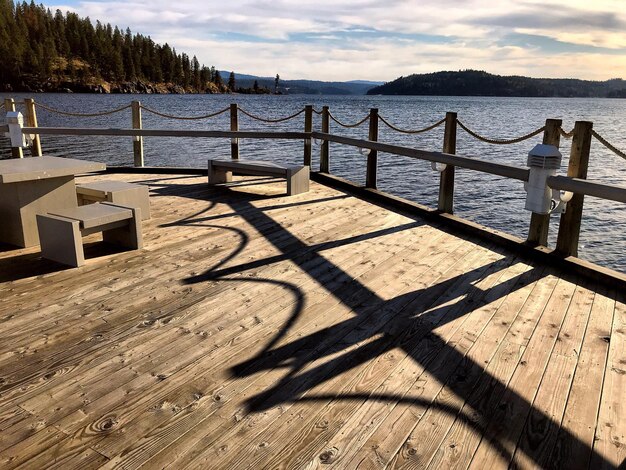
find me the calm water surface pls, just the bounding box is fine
[2,93,625,272]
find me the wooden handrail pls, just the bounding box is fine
[312,131,530,181]
[21,127,308,140]
[548,175,626,203]
[18,125,530,181]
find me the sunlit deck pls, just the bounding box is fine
[0,172,624,469]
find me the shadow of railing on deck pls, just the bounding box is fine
[158,179,612,469]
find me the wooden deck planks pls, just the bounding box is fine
[0,173,622,469]
[591,295,626,469]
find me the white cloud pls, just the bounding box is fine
[49,0,626,80]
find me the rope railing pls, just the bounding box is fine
[457,119,545,145]
[238,106,305,123]
[378,115,446,134]
[559,127,574,139]
[592,130,626,161]
[140,104,230,120]
[312,108,323,115]
[34,101,132,117]
[328,111,370,128]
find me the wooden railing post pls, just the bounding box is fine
[230,103,239,160]
[366,108,379,189]
[320,106,330,173]
[304,105,313,166]
[555,121,593,257]
[4,98,23,159]
[438,112,457,213]
[527,118,562,246]
[23,98,42,156]
[131,100,144,167]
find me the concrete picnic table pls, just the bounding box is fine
[0,156,106,247]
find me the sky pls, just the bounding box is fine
[49,0,626,82]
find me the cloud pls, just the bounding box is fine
[47,0,626,80]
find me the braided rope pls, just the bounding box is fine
[312,108,323,115]
[559,127,574,139]
[35,101,132,117]
[141,105,229,120]
[238,107,305,123]
[592,130,626,161]
[378,115,446,134]
[328,111,370,128]
[457,119,545,145]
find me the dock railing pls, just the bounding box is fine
[2,98,626,262]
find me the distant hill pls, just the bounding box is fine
[221,72,381,95]
[367,70,626,98]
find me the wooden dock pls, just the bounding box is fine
[0,173,624,469]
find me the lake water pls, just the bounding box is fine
[2,93,626,273]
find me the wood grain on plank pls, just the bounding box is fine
[0,173,619,470]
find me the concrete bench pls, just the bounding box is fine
[76,180,151,220]
[208,159,309,196]
[36,202,143,267]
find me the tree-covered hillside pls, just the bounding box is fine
[0,0,227,93]
[367,70,626,98]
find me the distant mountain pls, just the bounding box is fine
[367,70,626,98]
[221,71,380,95]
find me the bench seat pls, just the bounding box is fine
[76,180,151,220]
[37,202,143,267]
[208,159,309,195]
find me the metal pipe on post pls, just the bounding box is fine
[23,98,42,156]
[556,121,593,257]
[320,106,330,173]
[366,108,379,189]
[438,112,457,213]
[131,100,144,167]
[304,105,313,166]
[4,98,23,158]
[527,118,562,246]
[230,103,239,160]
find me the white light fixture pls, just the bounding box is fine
[524,144,563,214]
[6,111,26,148]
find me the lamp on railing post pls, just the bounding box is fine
[366,108,379,189]
[131,100,144,167]
[230,103,239,160]
[556,121,593,257]
[527,118,562,246]
[4,98,23,158]
[320,106,330,173]
[6,110,26,156]
[438,112,457,213]
[304,105,313,166]
[23,98,42,156]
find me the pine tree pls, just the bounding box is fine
[214,70,223,88]
[228,71,235,92]
[0,1,221,92]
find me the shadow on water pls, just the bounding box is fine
[157,178,617,468]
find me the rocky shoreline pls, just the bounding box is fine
[2,80,227,94]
